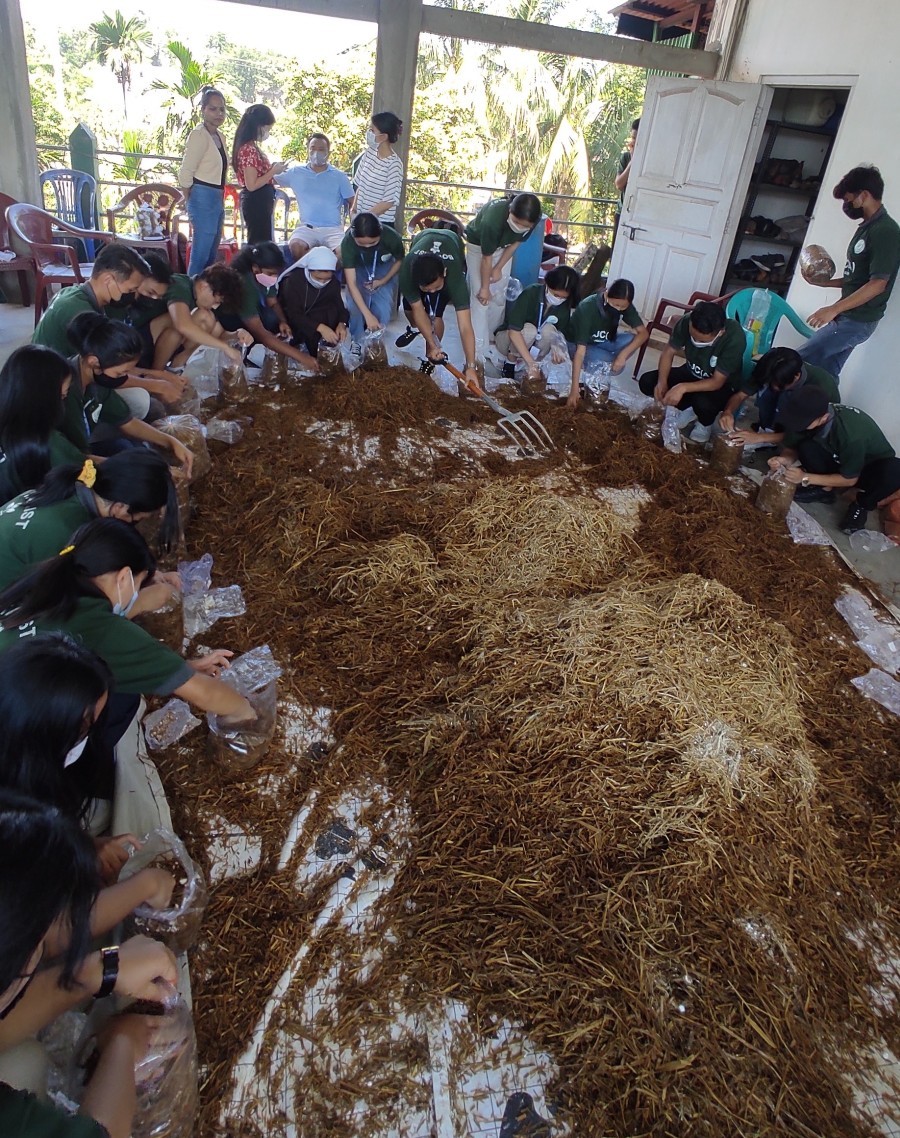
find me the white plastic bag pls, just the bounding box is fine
[835,589,900,675]
[661,406,683,453]
[183,584,246,640]
[144,700,201,751]
[121,829,209,953]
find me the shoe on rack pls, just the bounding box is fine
[840,502,868,534]
[395,325,419,348]
[794,485,835,503]
[688,421,712,444]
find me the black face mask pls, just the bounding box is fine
[842,201,865,220]
[93,371,128,390]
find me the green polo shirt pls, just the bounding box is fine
[743,360,840,402]
[502,283,576,340]
[571,294,643,347]
[0,434,84,506]
[841,207,900,322]
[465,199,532,256]
[340,227,405,279]
[398,229,469,310]
[0,1084,106,1138]
[783,404,895,479]
[0,596,193,696]
[0,488,97,589]
[32,284,100,356]
[61,366,132,453]
[166,273,196,310]
[670,315,746,390]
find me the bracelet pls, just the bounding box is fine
[95,945,119,999]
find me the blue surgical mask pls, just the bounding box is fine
[113,569,139,618]
[64,736,89,768]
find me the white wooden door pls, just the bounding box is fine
[608,76,772,319]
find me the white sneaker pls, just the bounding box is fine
[688,422,712,444]
[674,406,697,429]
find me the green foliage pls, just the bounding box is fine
[112,130,146,181]
[24,28,68,158]
[280,59,375,169]
[89,10,152,115]
[150,41,236,153]
[206,34,294,107]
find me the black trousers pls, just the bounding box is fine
[240,183,275,244]
[796,445,900,509]
[639,365,731,426]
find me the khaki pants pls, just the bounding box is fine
[0,1040,49,1096]
[466,245,512,357]
[495,322,560,362]
[112,699,174,838]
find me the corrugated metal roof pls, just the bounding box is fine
[612,0,713,43]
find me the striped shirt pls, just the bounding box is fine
[353,148,404,223]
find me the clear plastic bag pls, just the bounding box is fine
[744,289,772,355]
[581,359,612,405]
[709,433,745,475]
[219,354,251,403]
[131,991,199,1138]
[849,529,896,554]
[661,406,683,454]
[635,401,665,442]
[177,553,213,598]
[171,384,201,418]
[222,644,283,691]
[121,829,209,953]
[505,277,523,302]
[851,668,900,717]
[154,416,211,482]
[786,503,832,546]
[360,328,389,371]
[317,341,346,377]
[835,589,900,674]
[207,646,282,773]
[181,347,222,404]
[137,592,183,652]
[183,584,246,640]
[607,387,655,419]
[541,357,572,395]
[144,700,200,751]
[755,468,795,520]
[205,416,245,445]
[799,244,836,285]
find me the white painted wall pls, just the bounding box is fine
[725,0,900,447]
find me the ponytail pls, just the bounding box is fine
[230,241,285,276]
[0,518,156,629]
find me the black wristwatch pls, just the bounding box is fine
[95,945,119,999]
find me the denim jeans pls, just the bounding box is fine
[797,316,877,377]
[187,184,225,275]
[347,259,399,342]
[581,331,636,373]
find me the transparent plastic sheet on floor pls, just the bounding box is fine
[849,528,896,554]
[205,416,245,445]
[144,699,201,751]
[153,416,211,481]
[183,584,246,640]
[360,328,389,370]
[121,829,209,954]
[661,406,683,453]
[207,645,282,772]
[177,553,213,598]
[835,588,900,675]
[608,385,655,419]
[851,668,900,717]
[786,503,832,546]
[180,347,222,403]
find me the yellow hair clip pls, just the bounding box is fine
[59,545,75,557]
[77,459,97,490]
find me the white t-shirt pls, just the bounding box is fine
[353,148,404,224]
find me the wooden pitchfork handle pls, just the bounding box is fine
[436,357,484,398]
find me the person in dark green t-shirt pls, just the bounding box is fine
[568,278,648,408]
[800,165,900,376]
[152,263,247,369]
[465,193,542,360]
[769,384,900,534]
[495,266,579,384]
[638,301,747,443]
[341,213,405,345]
[719,346,840,448]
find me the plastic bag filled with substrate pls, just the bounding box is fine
[709,432,744,475]
[171,384,201,418]
[177,553,213,598]
[755,468,795,520]
[219,354,251,403]
[181,347,222,404]
[800,244,836,285]
[661,406,683,453]
[136,592,183,652]
[317,341,346,377]
[207,645,282,773]
[360,328,389,371]
[580,360,611,404]
[205,416,245,445]
[541,357,572,395]
[131,994,198,1138]
[144,699,200,751]
[121,829,209,953]
[635,401,665,443]
[154,416,211,481]
[183,584,245,640]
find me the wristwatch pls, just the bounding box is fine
[95,945,120,999]
[801,476,810,488]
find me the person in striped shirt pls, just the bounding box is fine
[352,112,405,228]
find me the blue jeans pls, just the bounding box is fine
[187,184,224,275]
[797,316,876,377]
[580,331,636,372]
[347,260,398,341]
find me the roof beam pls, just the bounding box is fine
[216,0,379,22]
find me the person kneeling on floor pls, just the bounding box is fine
[768,385,900,534]
[277,247,349,357]
[638,301,746,444]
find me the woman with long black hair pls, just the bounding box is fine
[233,104,287,244]
[340,212,404,342]
[494,264,580,383]
[0,449,179,589]
[0,346,83,506]
[566,277,648,408]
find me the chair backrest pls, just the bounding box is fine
[222,184,242,243]
[40,169,97,229]
[406,208,464,238]
[107,183,184,236]
[6,202,87,274]
[0,192,21,251]
[725,287,813,372]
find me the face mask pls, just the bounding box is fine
[366,129,377,148]
[545,292,566,307]
[842,200,865,220]
[309,151,327,167]
[113,569,139,618]
[508,219,531,235]
[64,736,89,768]
[690,333,718,348]
[304,269,329,290]
[602,300,623,319]
[93,371,128,390]
[255,273,278,288]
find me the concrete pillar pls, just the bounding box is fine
[372,0,422,230]
[0,0,40,205]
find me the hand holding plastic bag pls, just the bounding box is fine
[360,328,388,370]
[121,829,208,953]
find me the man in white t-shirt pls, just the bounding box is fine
[276,133,355,261]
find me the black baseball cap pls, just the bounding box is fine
[776,385,830,432]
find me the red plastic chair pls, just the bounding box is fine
[0,193,33,307]
[6,202,113,325]
[632,289,737,377]
[406,208,465,239]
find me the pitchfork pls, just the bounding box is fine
[419,357,555,455]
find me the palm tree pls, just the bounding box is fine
[89,10,152,118]
[150,41,235,153]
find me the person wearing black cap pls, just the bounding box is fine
[768,385,900,534]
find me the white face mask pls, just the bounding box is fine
[545,292,566,307]
[366,129,377,148]
[508,219,531,235]
[112,569,139,618]
[309,150,327,167]
[64,736,89,769]
[690,333,719,349]
[304,269,329,289]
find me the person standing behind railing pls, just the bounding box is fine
[178,87,229,275]
[352,112,405,229]
[233,104,287,245]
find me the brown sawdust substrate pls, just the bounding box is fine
[151,365,900,1138]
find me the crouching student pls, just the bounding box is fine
[0,789,178,1138]
[495,265,579,383]
[341,213,405,343]
[718,346,840,447]
[152,263,248,369]
[768,385,900,534]
[277,247,349,356]
[638,300,746,443]
[567,279,647,408]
